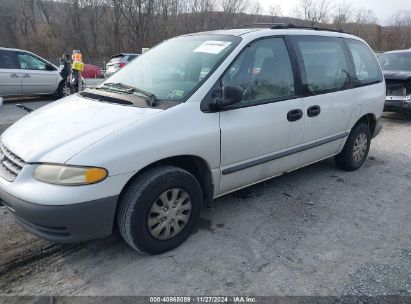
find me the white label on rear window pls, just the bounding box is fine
[193,41,232,54]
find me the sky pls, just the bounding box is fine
[258,0,411,25]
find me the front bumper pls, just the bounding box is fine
[384,100,411,112]
[0,186,118,243]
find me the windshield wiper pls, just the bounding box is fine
[98,82,158,106]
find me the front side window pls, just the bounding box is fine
[221,37,295,105]
[17,53,47,70]
[346,39,382,85]
[0,50,19,69]
[294,37,350,94]
[105,35,241,102]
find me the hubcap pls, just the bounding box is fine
[147,188,192,240]
[352,133,368,162]
[62,84,71,96]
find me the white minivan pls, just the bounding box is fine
[0,26,384,254]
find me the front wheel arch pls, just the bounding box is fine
[113,155,214,228]
[117,165,203,254]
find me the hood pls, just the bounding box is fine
[383,70,411,82]
[1,94,163,163]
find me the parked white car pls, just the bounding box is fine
[0,47,64,98]
[0,26,384,254]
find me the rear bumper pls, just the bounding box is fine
[0,186,118,243]
[384,100,411,112]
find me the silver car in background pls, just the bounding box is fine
[105,53,139,77]
[0,47,64,98]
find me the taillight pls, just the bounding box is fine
[118,63,126,68]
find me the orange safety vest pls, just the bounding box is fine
[72,52,83,62]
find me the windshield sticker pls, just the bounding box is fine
[194,41,232,54]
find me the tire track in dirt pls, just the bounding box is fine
[0,243,86,290]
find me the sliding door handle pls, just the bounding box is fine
[307,105,321,117]
[287,109,303,122]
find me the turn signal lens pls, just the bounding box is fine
[85,168,108,184]
[34,164,108,185]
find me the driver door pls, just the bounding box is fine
[219,37,305,194]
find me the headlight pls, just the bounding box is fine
[34,164,108,185]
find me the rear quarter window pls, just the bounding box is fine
[346,39,383,86]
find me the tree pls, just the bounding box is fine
[294,0,331,26]
[268,3,283,18]
[332,2,352,30]
[383,10,411,50]
[219,0,249,27]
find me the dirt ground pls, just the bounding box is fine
[0,110,410,296]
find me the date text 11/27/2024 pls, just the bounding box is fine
[149,296,257,303]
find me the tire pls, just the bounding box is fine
[117,166,203,254]
[57,81,71,99]
[335,123,371,171]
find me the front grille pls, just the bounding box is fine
[0,142,26,182]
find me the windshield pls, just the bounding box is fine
[103,35,241,102]
[378,52,411,71]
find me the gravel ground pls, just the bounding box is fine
[0,105,410,296]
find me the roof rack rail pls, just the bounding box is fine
[239,23,289,29]
[238,23,345,33]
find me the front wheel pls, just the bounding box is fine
[117,166,202,254]
[57,81,72,98]
[335,123,371,171]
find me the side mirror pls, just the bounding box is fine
[212,85,243,109]
[0,97,3,108]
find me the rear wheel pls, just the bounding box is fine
[117,166,202,254]
[335,123,371,171]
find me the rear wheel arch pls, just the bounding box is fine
[354,113,377,135]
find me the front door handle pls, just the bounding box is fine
[287,109,303,122]
[9,74,19,78]
[307,105,321,117]
[22,74,31,78]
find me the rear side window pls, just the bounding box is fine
[293,36,350,95]
[346,39,383,86]
[0,50,19,69]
